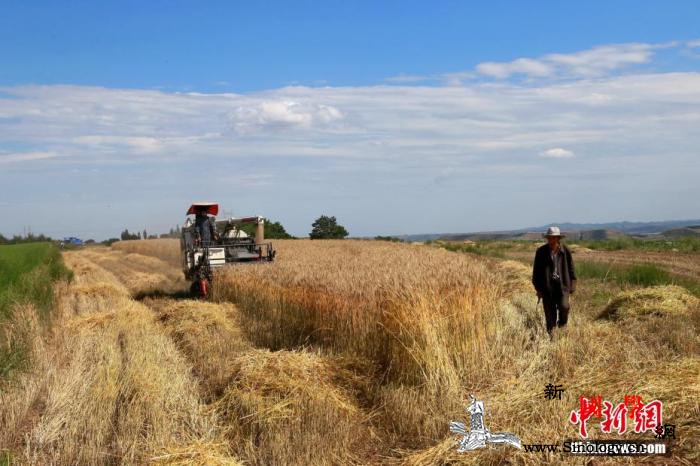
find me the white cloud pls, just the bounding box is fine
[476,58,553,79]
[75,135,164,153]
[475,42,657,80]
[385,74,430,83]
[540,148,574,158]
[687,39,700,48]
[0,151,58,163]
[2,70,700,168]
[229,99,343,133]
[2,44,700,238]
[216,173,275,188]
[440,71,476,86]
[545,43,653,77]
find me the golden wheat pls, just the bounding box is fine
[113,239,181,267]
[90,245,372,464]
[78,247,185,296]
[214,348,372,465]
[5,239,696,464]
[112,237,699,463]
[600,285,699,319]
[0,251,238,465]
[209,240,699,463]
[144,297,251,398]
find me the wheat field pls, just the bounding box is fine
[1,238,697,464]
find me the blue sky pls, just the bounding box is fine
[1,1,699,239]
[3,1,699,91]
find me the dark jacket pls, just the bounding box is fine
[532,243,576,295]
[195,214,217,244]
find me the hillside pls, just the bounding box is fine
[439,228,627,242]
[399,218,700,242]
[662,225,700,239]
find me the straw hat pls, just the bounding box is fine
[543,226,565,238]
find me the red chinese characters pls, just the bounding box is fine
[632,400,663,434]
[569,395,663,438]
[624,394,644,420]
[569,396,602,438]
[600,400,628,434]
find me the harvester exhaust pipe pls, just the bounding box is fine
[256,217,265,245]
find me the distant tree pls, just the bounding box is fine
[157,226,182,239]
[2,233,53,244]
[310,215,348,240]
[102,238,120,246]
[142,229,148,240]
[85,239,96,244]
[120,229,139,240]
[239,218,294,239]
[265,220,294,239]
[374,236,404,242]
[170,225,182,238]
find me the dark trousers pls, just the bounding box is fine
[542,284,570,334]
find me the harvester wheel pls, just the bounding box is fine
[190,279,210,299]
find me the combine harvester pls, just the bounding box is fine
[181,202,276,298]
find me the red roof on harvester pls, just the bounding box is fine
[187,202,219,216]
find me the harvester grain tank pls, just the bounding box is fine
[180,202,275,298]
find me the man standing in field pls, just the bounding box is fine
[532,226,577,336]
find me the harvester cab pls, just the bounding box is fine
[180,202,276,298]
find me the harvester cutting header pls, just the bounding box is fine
[181,202,275,297]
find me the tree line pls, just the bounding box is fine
[2,214,351,246]
[119,215,350,240]
[0,233,54,245]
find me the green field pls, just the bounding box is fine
[576,260,700,296]
[433,236,700,253]
[576,236,700,252]
[0,243,72,381]
[431,237,700,297]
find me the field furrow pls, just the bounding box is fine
[1,250,238,465]
[80,246,380,464]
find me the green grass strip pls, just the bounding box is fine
[0,243,72,382]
